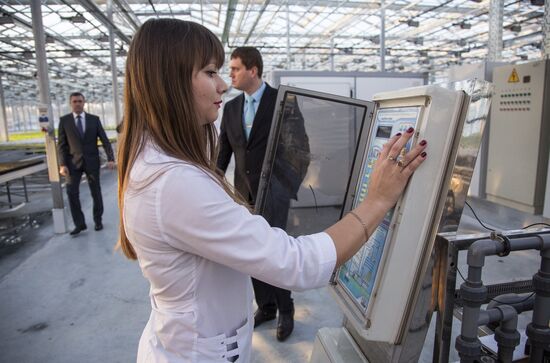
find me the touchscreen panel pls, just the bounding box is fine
[337,106,421,313]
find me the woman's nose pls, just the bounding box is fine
[218,78,228,94]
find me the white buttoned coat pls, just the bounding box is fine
[123,143,336,362]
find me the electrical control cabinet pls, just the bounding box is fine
[330,81,492,346]
[256,81,492,362]
[486,60,550,214]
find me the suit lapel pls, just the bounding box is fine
[247,86,275,145]
[231,94,247,147]
[83,115,93,140]
[66,115,82,141]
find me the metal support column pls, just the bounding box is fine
[15,103,22,131]
[330,36,334,71]
[100,92,106,126]
[380,0,386,72]
[286,1,291,70]
[54,96,62,127]
[0,74,8,141]
[30,0,67,233]
[487,0,503,61]
[543,0,550,59]
[108,0,121,127]
[25,103,33,130]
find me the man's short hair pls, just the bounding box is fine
[230,47,263,78]
[70,92,85,100]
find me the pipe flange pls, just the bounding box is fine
[460,283,488,305]
[532,273,550,297]
[495,327,521,348]
[491,232,511,257]
[526,323,550,346]
[455,335,482,358]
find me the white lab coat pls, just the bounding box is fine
[123,142,337,362]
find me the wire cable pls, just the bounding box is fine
[522,222,550,229]
[490,292,535,305]
[464,201,495,231]
[309,185,318,213]
[455,266,536,305]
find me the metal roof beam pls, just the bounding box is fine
[243,0,270,44]
[0,9,114,69]
[221,0,238,45]
[112,0,141,30]
[76,0,132,43]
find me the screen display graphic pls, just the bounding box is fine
[338,106,421,313]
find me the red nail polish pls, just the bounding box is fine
[395,132,402,137]
[420,140,427,146]
[421,151,427,157]
[407,127,414,133]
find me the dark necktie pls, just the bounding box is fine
[76,115,84,138]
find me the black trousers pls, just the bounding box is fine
[252,278,294,315]
[66,168,103,228]
[252,182,294,315]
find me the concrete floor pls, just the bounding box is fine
[1,165,549,362]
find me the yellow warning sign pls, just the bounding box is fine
[508,68,520,83]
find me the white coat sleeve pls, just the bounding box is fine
[156,166,337,291]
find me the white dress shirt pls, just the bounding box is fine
[123,142,337,363]
[73,112,86,132]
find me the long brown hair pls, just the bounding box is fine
[117,19,242,260]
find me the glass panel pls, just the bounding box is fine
[439,79,493,233]
[258,90,371,237]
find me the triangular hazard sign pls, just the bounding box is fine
[508,68,520,83]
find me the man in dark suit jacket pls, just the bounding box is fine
[217,47,296,342]
[58,92,115,235]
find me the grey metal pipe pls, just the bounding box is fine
[467,239,500,267]
[457,266,486,362]
[494,305,520,363]
[527,244,550,363]
[467,234,550,268]
[474,304,520,363]
[458,233,550,362]
[487,293,535,315]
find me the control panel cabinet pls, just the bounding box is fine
[257,81,492,361]
[331,84,490,345]
[487,60,550,214]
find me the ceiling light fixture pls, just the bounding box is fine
[510,24,521,33]
[68,15,86,24]
[0,14,14,24]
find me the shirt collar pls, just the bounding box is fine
[244,81,266,104]
[73,111,85,120]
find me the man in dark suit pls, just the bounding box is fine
[58,92,115,235]
[217,47,296,341]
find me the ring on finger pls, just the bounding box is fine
[388,155,397,162]
[397,158,406,167]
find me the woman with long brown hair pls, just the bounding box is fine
[118,19,427,362]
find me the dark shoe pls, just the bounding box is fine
[70,225,87,235]
[253,309,276,328]
[276,309,294,342]
[94,223,103,231]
